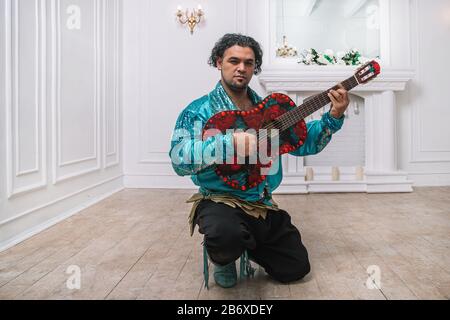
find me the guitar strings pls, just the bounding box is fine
[276,78,351,129]
[255,76,357,144]
[277,76,357,130]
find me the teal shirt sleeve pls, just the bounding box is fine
[290,111,344,157]
[169,108,234,177]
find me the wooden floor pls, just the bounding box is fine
[0,187,449,300]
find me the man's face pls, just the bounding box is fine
[217,45,256,91]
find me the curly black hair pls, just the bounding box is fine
[208,33,263,75]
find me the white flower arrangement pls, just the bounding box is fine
[299,48,376,66]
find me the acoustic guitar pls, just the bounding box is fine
[203,60,381,191]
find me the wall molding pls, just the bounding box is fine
[136,0,154,164]
[104,0,121,169]
[15,0,39,177]
[52,0,102,184]
[235,0,248,34]
[410,0,450,164]
[6,0,47,199]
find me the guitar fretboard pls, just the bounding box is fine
[271,75,359,131]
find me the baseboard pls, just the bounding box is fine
[123,173,419,193]
[409,172,450,186]
[0,176,124,253]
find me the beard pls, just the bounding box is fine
[222,72,249,92]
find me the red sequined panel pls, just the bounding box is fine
[203,93,308,190]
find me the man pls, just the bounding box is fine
[169,34,349,289]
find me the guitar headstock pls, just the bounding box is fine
[354,60,381,84]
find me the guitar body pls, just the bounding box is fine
[202,93,307,190]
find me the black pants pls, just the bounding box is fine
[194,200,311,283]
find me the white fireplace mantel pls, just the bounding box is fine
[258,67,415,92]
[258,67,415,193]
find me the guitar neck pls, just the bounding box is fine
[278,75,360,130]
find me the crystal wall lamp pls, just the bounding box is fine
[176,5,204,35]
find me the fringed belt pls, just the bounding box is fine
[186,192,279,236]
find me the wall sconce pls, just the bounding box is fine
[176,5,204,35]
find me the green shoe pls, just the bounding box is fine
[214,261,237,288]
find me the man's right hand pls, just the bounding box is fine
[233,132,257,157]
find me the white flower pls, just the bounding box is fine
[324,49,334,57]
[336,51,345,59]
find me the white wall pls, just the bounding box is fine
[0,0,123,251]
[397,0,450,185]
[123,0,450,188]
